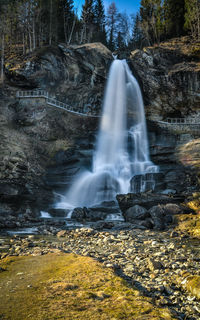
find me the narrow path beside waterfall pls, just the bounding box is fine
[1,226,200,320]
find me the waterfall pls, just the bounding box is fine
[56,60,158,212]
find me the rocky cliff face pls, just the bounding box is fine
[5,37,200,120]
[0,38,200,222]
[129,37,200,120]
[0,92,98,221]
[6,42,112,114]
[1,43,111,220]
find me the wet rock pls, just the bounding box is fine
[160,189,177,195]
[111,222,135,230]
[149,205,165,230]
[124,205,149,222]
[124,219,150,230]
[117,193,185,213]
[70,207,86,221]
[164,215,173,224]
[140,218,154,229]
[85,209,108,221]
[90,221,115,230]
[164,170,187,193]
[89,201,121,214]
[163,203,182,215]
[48,208,69,217]
[130,173,165,193]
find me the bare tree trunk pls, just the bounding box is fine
[49,0,53,45]
[68,17,76,45]
[23,32,26,55]
[33,17,36,49]
[1,33,5,84]
[63,11,67,43]
[29,28,32,52]
[80,26,85,44]
[38,16,42,47]
[197,5,200,40]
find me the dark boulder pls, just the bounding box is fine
[71,207,87,221]
[162,203,182,215]
[117,193,185,213]
[85,209,107,221]
[48,208,69,217]
[149,205,165,230]
[124,205,149,222]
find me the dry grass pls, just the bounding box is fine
[0,253,175,320]
[175,214,200,239]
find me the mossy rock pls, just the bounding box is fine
[0,253,175,320]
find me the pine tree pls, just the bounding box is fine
[184,0,200,40]
[129,13,144,49]
[117,13,131,47]
[116,31,124,49]
[60,0,75,43]
[93,0,107,44]
[81,0,95,43]
[106,2,118,50]
[0,1,10,83]
[140,0,164,45]
[164,0,185,38]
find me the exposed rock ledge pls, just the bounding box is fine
[129,37,200,120]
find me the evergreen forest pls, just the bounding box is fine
[0,0,200,58]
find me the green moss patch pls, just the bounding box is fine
[0,253,175,320]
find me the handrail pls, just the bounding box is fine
[16,91,200,123]
[158,118,200,125]
[16,90,99,117]
[166,118,199,124]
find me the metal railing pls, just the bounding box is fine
[16,90,48,98]
[166,118,199,124]
[16,90,99,117]
[158,118,200,125]
[16,92,200,123]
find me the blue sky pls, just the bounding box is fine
[74,0,141,16]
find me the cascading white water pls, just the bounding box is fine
[56,59,158,212]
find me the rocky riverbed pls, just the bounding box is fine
[0,223,200,320]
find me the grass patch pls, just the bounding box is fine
[185,275,200,299]
[0,253,175,320]
[175,214,200,238]
[176,272,200,300]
